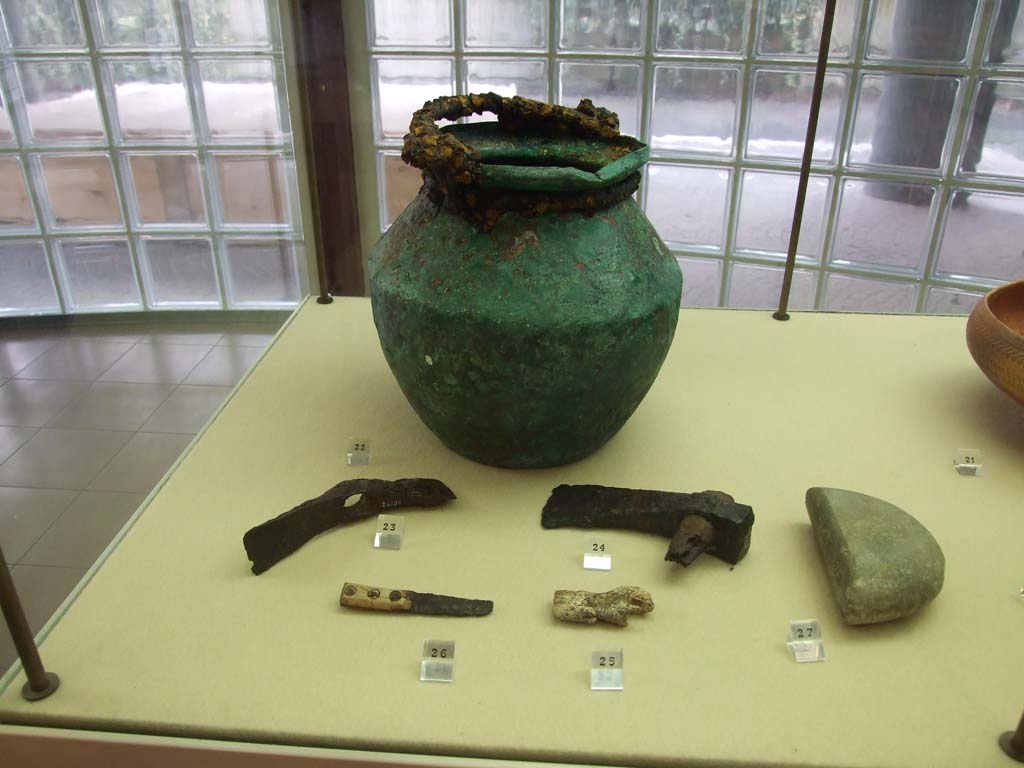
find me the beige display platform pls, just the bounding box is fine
[1,297,1022,768]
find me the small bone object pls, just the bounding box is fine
[340,582,493,617]
[243,478,455,574]
[552,587,653,627]
[542,484,754,567]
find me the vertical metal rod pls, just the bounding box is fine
[293,0,333,305]
[1001,708,1024,762]
[0,543,60,701]
[773,0,838,321]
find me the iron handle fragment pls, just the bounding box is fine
[243,478,456,574]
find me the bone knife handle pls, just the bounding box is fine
[340,582,414,612]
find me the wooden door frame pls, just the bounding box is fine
[290,0,364,297]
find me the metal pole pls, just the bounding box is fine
[1001,708,1024,762]
[773,0,838,321]
[0,543,60,701]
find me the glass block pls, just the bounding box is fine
[830,178,936,275]
[757,0,857,58]
[676,257,722,307]
[127,153,206,225]
[727,262,817,310]
[108,59,193,142]
[823,273,917,313]
[379,151,423,230]
[213,154,290,226]
[465,59,547,104]
[867,0,978,63]
[38,154,124,229]
[190,0,270,47]
[55,238,142,310]
[222,238,300,306]
[924,286,983,315]
[559,61,642,138]
[2,0,85,48]
[656,0,747,54]
[465,0,546,49]
[139,237,220,306]
[375,57,454,141]
[372,0,451,48]
[95,0,177,47]
[849,74,960,171]
[734,171,829,261]
[0,157,38,231]
[959,80,1024,180]
[645,164,730,249]
[651,65,739,156]
[0,241,59,314]
[989,0,1024,64]
[18,61,105,144]
[746,68,846,163]
[561,0,644,50]
[935,189,1024,283]
[200,59,282,141]
[0,97,14,144]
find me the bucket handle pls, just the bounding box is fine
[401,93,621,189]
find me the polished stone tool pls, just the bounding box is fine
[542,484,754,567]
[805,487,945,625]
[553,587,653,626]
[243,478,455,575]
[340,582,493,617]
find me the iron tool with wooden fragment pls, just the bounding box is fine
[541,484,754,567]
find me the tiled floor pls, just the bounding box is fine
[0,319,283,677]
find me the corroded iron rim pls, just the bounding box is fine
[401,93,646,230]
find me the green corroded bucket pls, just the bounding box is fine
[369,94,682,468]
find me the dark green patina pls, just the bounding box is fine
[369,95,682,468]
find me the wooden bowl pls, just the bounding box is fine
[966,279,1024,406]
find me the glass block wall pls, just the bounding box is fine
[0,0,306,316]
[367,0,1024,313]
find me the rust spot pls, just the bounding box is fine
[429,277,443,289]
[576,261,586,269]
[503,230,540,262]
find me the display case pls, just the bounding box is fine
[1,297,1022,767]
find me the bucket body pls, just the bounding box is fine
[369,100,682,467]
